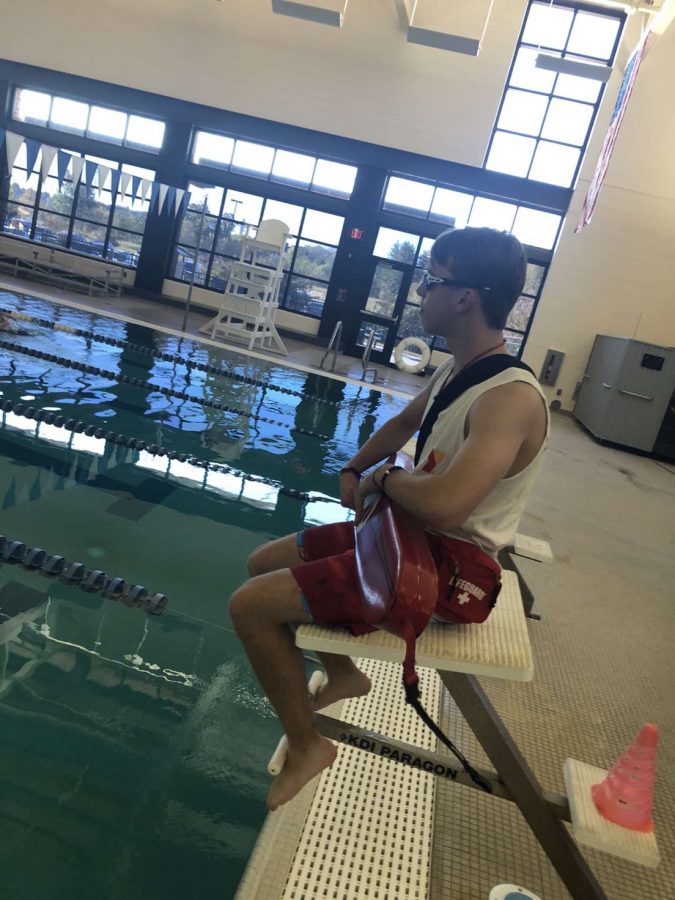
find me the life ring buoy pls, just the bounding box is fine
[394,337,431,374]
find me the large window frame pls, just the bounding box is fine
[3,143,155,268]
[485,1,625,188]
[171,182,346,319]
[12,87,166,153]
[191,129,358,200]
[378,173,555,359]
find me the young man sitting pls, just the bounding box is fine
[230,226,549,810]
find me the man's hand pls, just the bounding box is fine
[338,470,361,512]
[354,470,380,524]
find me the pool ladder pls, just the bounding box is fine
[319,320,343,372]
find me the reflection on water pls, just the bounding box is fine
[0,289,406,498]
[0,287,408,898]
[0,570,277,898]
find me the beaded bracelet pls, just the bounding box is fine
[375,464,404,493]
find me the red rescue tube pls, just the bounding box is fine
[354,453,437,684]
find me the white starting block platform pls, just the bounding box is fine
[296,570,533,682]
[240,571,658,900]
[512,533,553,563]
[564,759,660,868]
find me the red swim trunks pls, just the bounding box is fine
[291,521,501,628]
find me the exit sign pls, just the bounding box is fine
[350,227,364,240]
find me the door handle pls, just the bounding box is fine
[618,389,654,401]
[602,382,612,388]
[583,373,591,380]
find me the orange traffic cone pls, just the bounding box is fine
[592,723,658,832]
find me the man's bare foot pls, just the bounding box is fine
[311,669,371,711]
[267,734,336,810]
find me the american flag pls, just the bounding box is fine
[575,31,651,232]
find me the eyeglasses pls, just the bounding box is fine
[420,270,491,293]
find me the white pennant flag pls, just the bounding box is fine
[139,178,152,203]
[118,171,132,200]
[70,155,85,189]
[40,144,58,181]
[174,188,185,217]
[97,165,110,193]
[5,132,24,171]
[157,183,169,215]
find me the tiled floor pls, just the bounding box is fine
[3,275,674,899]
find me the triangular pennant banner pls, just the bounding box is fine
[119,171,132,200]
[25,138,41,175]
[5,132,24,172]
[131,174,142,203]
[109,169,121,197]
[40,144,58,181]
[148,181,160,210]
[70,155,85,189]
[85,159,98,187]
[174,188,185,217]
[56,149,71,189]
[97,164,110,193]
[140,178,153,204]
[157,183,169,215]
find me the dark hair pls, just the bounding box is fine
[431,227,527,329]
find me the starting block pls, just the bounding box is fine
[285,570,659,900]
[512,533,553,563]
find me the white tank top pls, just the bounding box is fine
[415,359,549,557]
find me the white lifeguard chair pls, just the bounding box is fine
[202,219,289,354]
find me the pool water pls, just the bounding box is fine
[0,289,409,899]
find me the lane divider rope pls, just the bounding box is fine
[0,397,342,506]
[0,306,346,407]
[0,337,332,442]
[0,532,168,615]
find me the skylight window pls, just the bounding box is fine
[485,1,624,188]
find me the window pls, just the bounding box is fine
[383,176,462,225]
[505,261,548,356]
[2,142,154,267]
[382,174,561,250]
[13,87,165,151]
[377,173,558,358]
[368,230,446,358]
[192,130,357,199]
[171,183,345,318]
[485,1,624,187]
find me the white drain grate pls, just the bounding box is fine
[281,659,440,900]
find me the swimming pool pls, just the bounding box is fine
[0,289,409,899]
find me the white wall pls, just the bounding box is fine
[0,0,525,167]
[523,17,675,408]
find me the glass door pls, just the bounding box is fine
[345,258,413,364]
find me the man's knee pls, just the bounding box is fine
[229,581,258,634]
[246,545,269,578]
[247,535,299,577]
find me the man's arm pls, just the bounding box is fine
[345,374,439,474]
[338,373,442,512]
[360,381,545,531]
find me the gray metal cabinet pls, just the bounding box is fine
[574,336,675,452]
